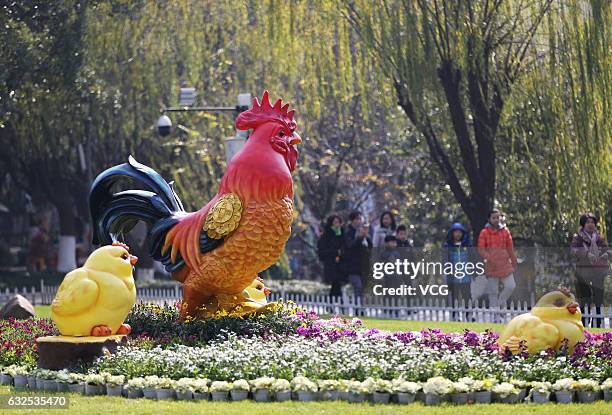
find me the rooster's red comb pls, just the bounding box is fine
[112,241,130,251]
[236,90,297,132]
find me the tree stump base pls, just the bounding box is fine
[36,335,127,370]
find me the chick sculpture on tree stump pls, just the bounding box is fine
[499,288,585,354]
[36,242,137,370]
[51,242,137,336]
[89,91,300,319]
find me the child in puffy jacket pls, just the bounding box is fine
[475,209,518,309]
[443,223,473,320]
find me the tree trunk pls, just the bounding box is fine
[467,202,491,245]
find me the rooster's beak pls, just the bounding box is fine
[130,255,138,266]
[289,133,301,146]
[566,303,579,314]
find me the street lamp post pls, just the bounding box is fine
[157,90,251,162]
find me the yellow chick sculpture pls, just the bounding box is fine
[499,289,584,354]
[51,242,137,337]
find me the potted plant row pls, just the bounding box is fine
[2,365,612,404]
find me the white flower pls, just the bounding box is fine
[107,375,125,387]
[36,369,57,380]
[271,378,291,392]
[156,377,175,389]
[143,375,160,388]
[422,377,453,395]
[232,379,250,391]
[210,381,231,392]
[452,381,470,393]
[601,378,612,391]
[471,378,497,392]
[249,377,274,390]
[55,370,71,384]
[509,378,527,388]
[317,379,340,391]
[372,378,392,393]
[457,377,475,388]
[192,378,209,393]
[126,377,145,390]
[530,381,552,393]
[346,380,368,394]
[175,378,194,393]
[6,365,29,377]
[574,379,599,391]
[291,376,318,392]
[360,377,376,393]
[68,373,85,384]
[391,379,420,394]
[492,382,519,397]
[84,373,105,385]
[552,378,575,391]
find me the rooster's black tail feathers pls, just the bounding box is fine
[89,156,187,272]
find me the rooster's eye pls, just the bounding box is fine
[121,253,129,260]
[278,130,285,137]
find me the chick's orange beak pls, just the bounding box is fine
[130,255,138,266]
[567,303,579,314]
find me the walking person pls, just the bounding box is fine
[344,211,373,314]
[317,215,346,299]
[476,210,518,315]
[395,224,412,247]
[371,211,396,247]
[442,223,473,321]
[379,235,401,264]
[570,213,610,328]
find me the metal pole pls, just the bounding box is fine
[163,106,237,113]
[159,93,251,162]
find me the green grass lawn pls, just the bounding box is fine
[358,317,503,332]
[0,386,610,415]
[34,305,51,319]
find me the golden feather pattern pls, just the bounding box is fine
[184,197,293,294]
[203,193,242,239]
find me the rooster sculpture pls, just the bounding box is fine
[89,91,300,319]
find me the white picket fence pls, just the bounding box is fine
[1,281,610,328]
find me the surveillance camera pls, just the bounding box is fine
[157,114,172,136]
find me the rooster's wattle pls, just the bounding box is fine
[89,91,301,318]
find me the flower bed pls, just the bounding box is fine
[125,302,310,346]
[1,303,611,405]
[93,330,611,383]
[0,317,56,367]
[2,365,612,404]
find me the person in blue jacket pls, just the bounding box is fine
[442,223,473,320]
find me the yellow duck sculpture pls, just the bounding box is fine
[51,242,137,337]
[499,289,584,354]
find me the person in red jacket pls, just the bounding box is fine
[475,209,518,310]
